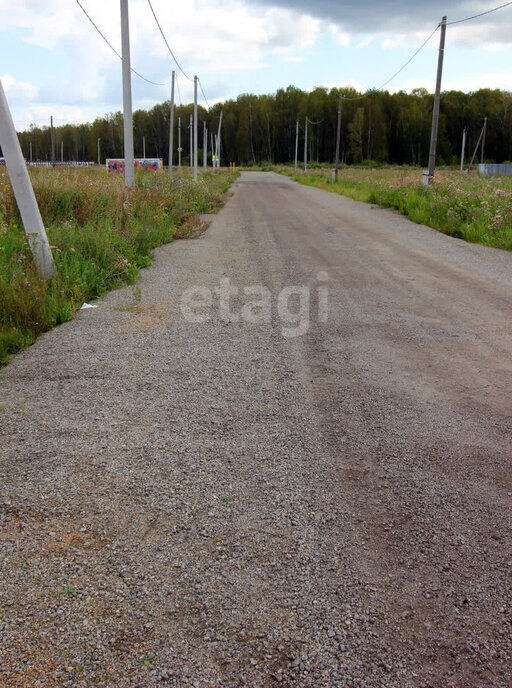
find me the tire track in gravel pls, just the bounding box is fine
[0,172,510,688]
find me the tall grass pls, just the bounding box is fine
[0,166,236,366]
[276,166,512,252]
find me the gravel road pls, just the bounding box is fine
[0,171,511,688]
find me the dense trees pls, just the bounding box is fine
[14,86,512,166]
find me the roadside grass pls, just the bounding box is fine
[0,166,237,366]
[274,165,512,252]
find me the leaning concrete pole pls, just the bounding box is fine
[0,80,54,278]
[169,70,175,177]
[120,0,134,188]
[427,16,447,185]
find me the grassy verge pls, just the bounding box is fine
[0,166,237,366]
[274,165,512,252]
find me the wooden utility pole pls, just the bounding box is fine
[29,141,32,163]
[460,128,466,172]
[193,76,198,181]
[480,116,487,163]
[169,70,175,177]
[334,92,343,182]
[426,16,447,186]
[120,0,134,187]
[61,140,63,163]
[0,80,54,278]
[50,115,55,167]
[304,116,308,171]
[294,119,299,171]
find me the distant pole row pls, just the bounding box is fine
[120,0,221,188]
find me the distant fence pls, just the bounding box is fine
[478,163,512,177]
[25,161,95,167]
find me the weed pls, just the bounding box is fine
[275,166,512,252]
[57,585,75,596]
[137,653,156,666]
[0,168,237,366]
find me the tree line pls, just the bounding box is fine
[12,85,512,167]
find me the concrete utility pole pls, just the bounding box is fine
[203,121,207,170]
[0,80,54,278]
[216,111,223,171]
[189,114,193,168]
[97,137,101,165]
[426,16,447,186]
[178,116,182,169]
[481,116,488,164]
[467,124,485,173]
[60,140,63,163]
[304,116,308,172]
[143,135,146,159]
[460,127,466,172]
[50,115,55,167]
[169,70,175,177]
[211,132,214,168]
[294,119,299,171]
[193,76,198,181]
[120,0,134,187]
[334,92,343,182]
[29,141,32,163]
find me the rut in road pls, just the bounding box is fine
[0,172,510,688]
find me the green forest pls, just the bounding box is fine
[14,85,512,167]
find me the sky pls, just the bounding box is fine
[1,0,512,131]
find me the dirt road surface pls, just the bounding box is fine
[0,172,511,687]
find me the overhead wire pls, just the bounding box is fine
[147,0,193,82]
[339,2,512,100]
[447,0,512,25]
[75,0,169,86]
[175,74,183,106]
[198,78,211,110]
[340,24,440,101]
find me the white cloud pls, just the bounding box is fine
[1,74,39,101]
[388,72,512,94]
[322,78,366,93]
[356,36,373,50]
[329,25,350,47]
[0,0,323,125]
[285,57,305,63]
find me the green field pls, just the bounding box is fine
[0,166,237,366]
[274,165,512,252]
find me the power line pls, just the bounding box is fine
[75,0,169,86]
[447,0,512,25]
[147,0,193,82]
[341,25,440,101]
[198,78,211,110]
[175,74,183,106]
